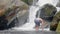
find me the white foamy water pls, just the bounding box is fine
[12,0,59,31]
[36,0,58,7]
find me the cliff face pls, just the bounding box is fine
[0,0,29,30]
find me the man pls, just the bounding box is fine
[34,17,44,31]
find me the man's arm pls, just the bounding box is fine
[39,18,44,31]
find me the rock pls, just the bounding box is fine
[0,0,29,30]
[36,4,57,22]
[50,11,60,31]
[0,0,29,16]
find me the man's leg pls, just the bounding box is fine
[35,25,40,30]
[35,22,40,30]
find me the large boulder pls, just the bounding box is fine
[0,0,29,16]
[0,0,29,30]
[50,11,60,31]
[36,4,57,22]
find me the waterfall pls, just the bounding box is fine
[56,0,60,12]
[28,0,39,24]
[28,0,59,31]
[33,0,38,5]
[12,0,59,31]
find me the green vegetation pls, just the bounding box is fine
[21,0,28,4]
[21,0,33,5]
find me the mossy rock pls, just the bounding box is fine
[50,11,60,31]
[41,4,57,16]
[36,4,57,22]
[55,11,60,19]
[50,21,58,31]
[52,11,60,23]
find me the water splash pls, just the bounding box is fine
[36,0,58,7]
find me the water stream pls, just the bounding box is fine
[12,0,59,31]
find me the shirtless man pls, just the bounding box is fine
[34,17,44,31]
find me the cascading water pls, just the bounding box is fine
[12,0,59,31]
[36,0,58,7]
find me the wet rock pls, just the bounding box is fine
[0,0,29,16]
[0,0,29,30]
[36,4,57,22]
[50,11,60,31]
[0,15,8,30]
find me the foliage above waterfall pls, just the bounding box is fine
[21,0,28,4]
[21,0,33,5]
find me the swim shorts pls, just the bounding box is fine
[34,19,42,26]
